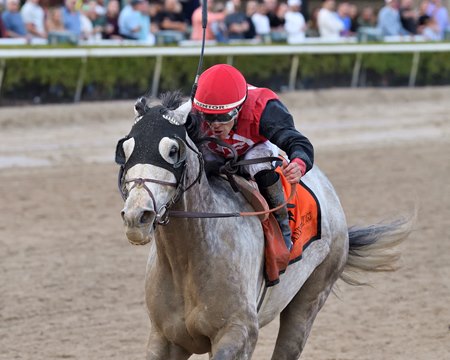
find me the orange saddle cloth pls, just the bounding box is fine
[261,168,322,286]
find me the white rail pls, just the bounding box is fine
[1,43,449,102]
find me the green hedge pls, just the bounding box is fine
[1,46,449,104]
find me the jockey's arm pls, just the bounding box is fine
[259,99,314,177]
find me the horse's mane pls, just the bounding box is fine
[134,90,184,116]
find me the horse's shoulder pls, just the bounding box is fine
[208,176,252,206]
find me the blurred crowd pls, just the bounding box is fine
[0,0,448,44]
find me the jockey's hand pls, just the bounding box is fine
[282,158,306,184]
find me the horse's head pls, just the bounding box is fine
[115,92,198,245]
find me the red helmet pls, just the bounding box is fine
[193,64,247,115]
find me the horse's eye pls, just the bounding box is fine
[169,145,178,158]
[159,137,179,165]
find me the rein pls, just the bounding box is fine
[168,182,297,219]
[164,136,297,221]
[121,135,296,225]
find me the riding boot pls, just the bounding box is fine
[255,170,293,251]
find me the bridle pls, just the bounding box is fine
[119,135,204,225]
[119,135,296,226]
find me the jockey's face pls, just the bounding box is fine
[207,118,235,140]
[201,107,239,140]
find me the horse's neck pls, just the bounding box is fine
[154,173,219,277]
[152,172,264,297]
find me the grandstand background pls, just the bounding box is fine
[0,0,449,104]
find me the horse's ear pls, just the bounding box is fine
[115,136,129,165]
[171,101,192,126]
[134,97,147,117]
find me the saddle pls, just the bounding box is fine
[233,169,322,286]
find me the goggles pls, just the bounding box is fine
[200,107,239,124]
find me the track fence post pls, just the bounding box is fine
[288,55,299,91]
[151,55,163,98]
[0,59,6,102]
[351,53,363,88]
[409,52,420,87]
[74,56,87,103]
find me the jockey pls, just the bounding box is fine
[192,64,314,251]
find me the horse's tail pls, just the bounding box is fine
[340,216,414,286]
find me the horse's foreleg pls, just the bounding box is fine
[146,330,191,360]
[210,320,258,360]
[271,235,348,360]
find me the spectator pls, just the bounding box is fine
[400,0,418,34]
[417,0,430,32]
[305,6,320,37]
[426,0,448,39]
[224,0,252,40]
[317,0,344,39]
[264,0,285,31]
[118,0,133,37]
[2,0,27,38]
[153,0,187,33]
[101,0,121,39]
[0,15,6,38]
[421,14,441,39]
[21,0,46,38]
[179,0,199,25]
[349,4,359,33]
[358,5,376,28]
[250,0,271,40]
[89,0,107,29]
[190,0,226,41]
[80,7,94,40]
[61,0,82,38]
[46,7,66,32]
[337,1,351,36]
[242,0,256,39]
[118,0,147,40]
[80,1,104,40]
[137,0,153,42]
[284,0,306,43]
[377,0,410,37]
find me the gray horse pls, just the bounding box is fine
[116,92,411,360]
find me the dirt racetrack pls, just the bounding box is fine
[0,87,449,360]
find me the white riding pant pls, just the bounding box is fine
[242,141,279,179]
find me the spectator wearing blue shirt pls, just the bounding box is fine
[426,0,449,39]
[62,0,82,38]
[337,2,352,36]
[138,0,153,42]
[377,0,410,36]
[118,0,147,39]
[2,0,27,38]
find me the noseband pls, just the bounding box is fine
[119,135,204,225]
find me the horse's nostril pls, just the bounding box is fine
[140,210,155,224]
[121,210,126,221]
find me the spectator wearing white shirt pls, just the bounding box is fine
[21,0,46,38]
[317,0,344,39]
[250,0,270,39]
[284,0,306,43]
